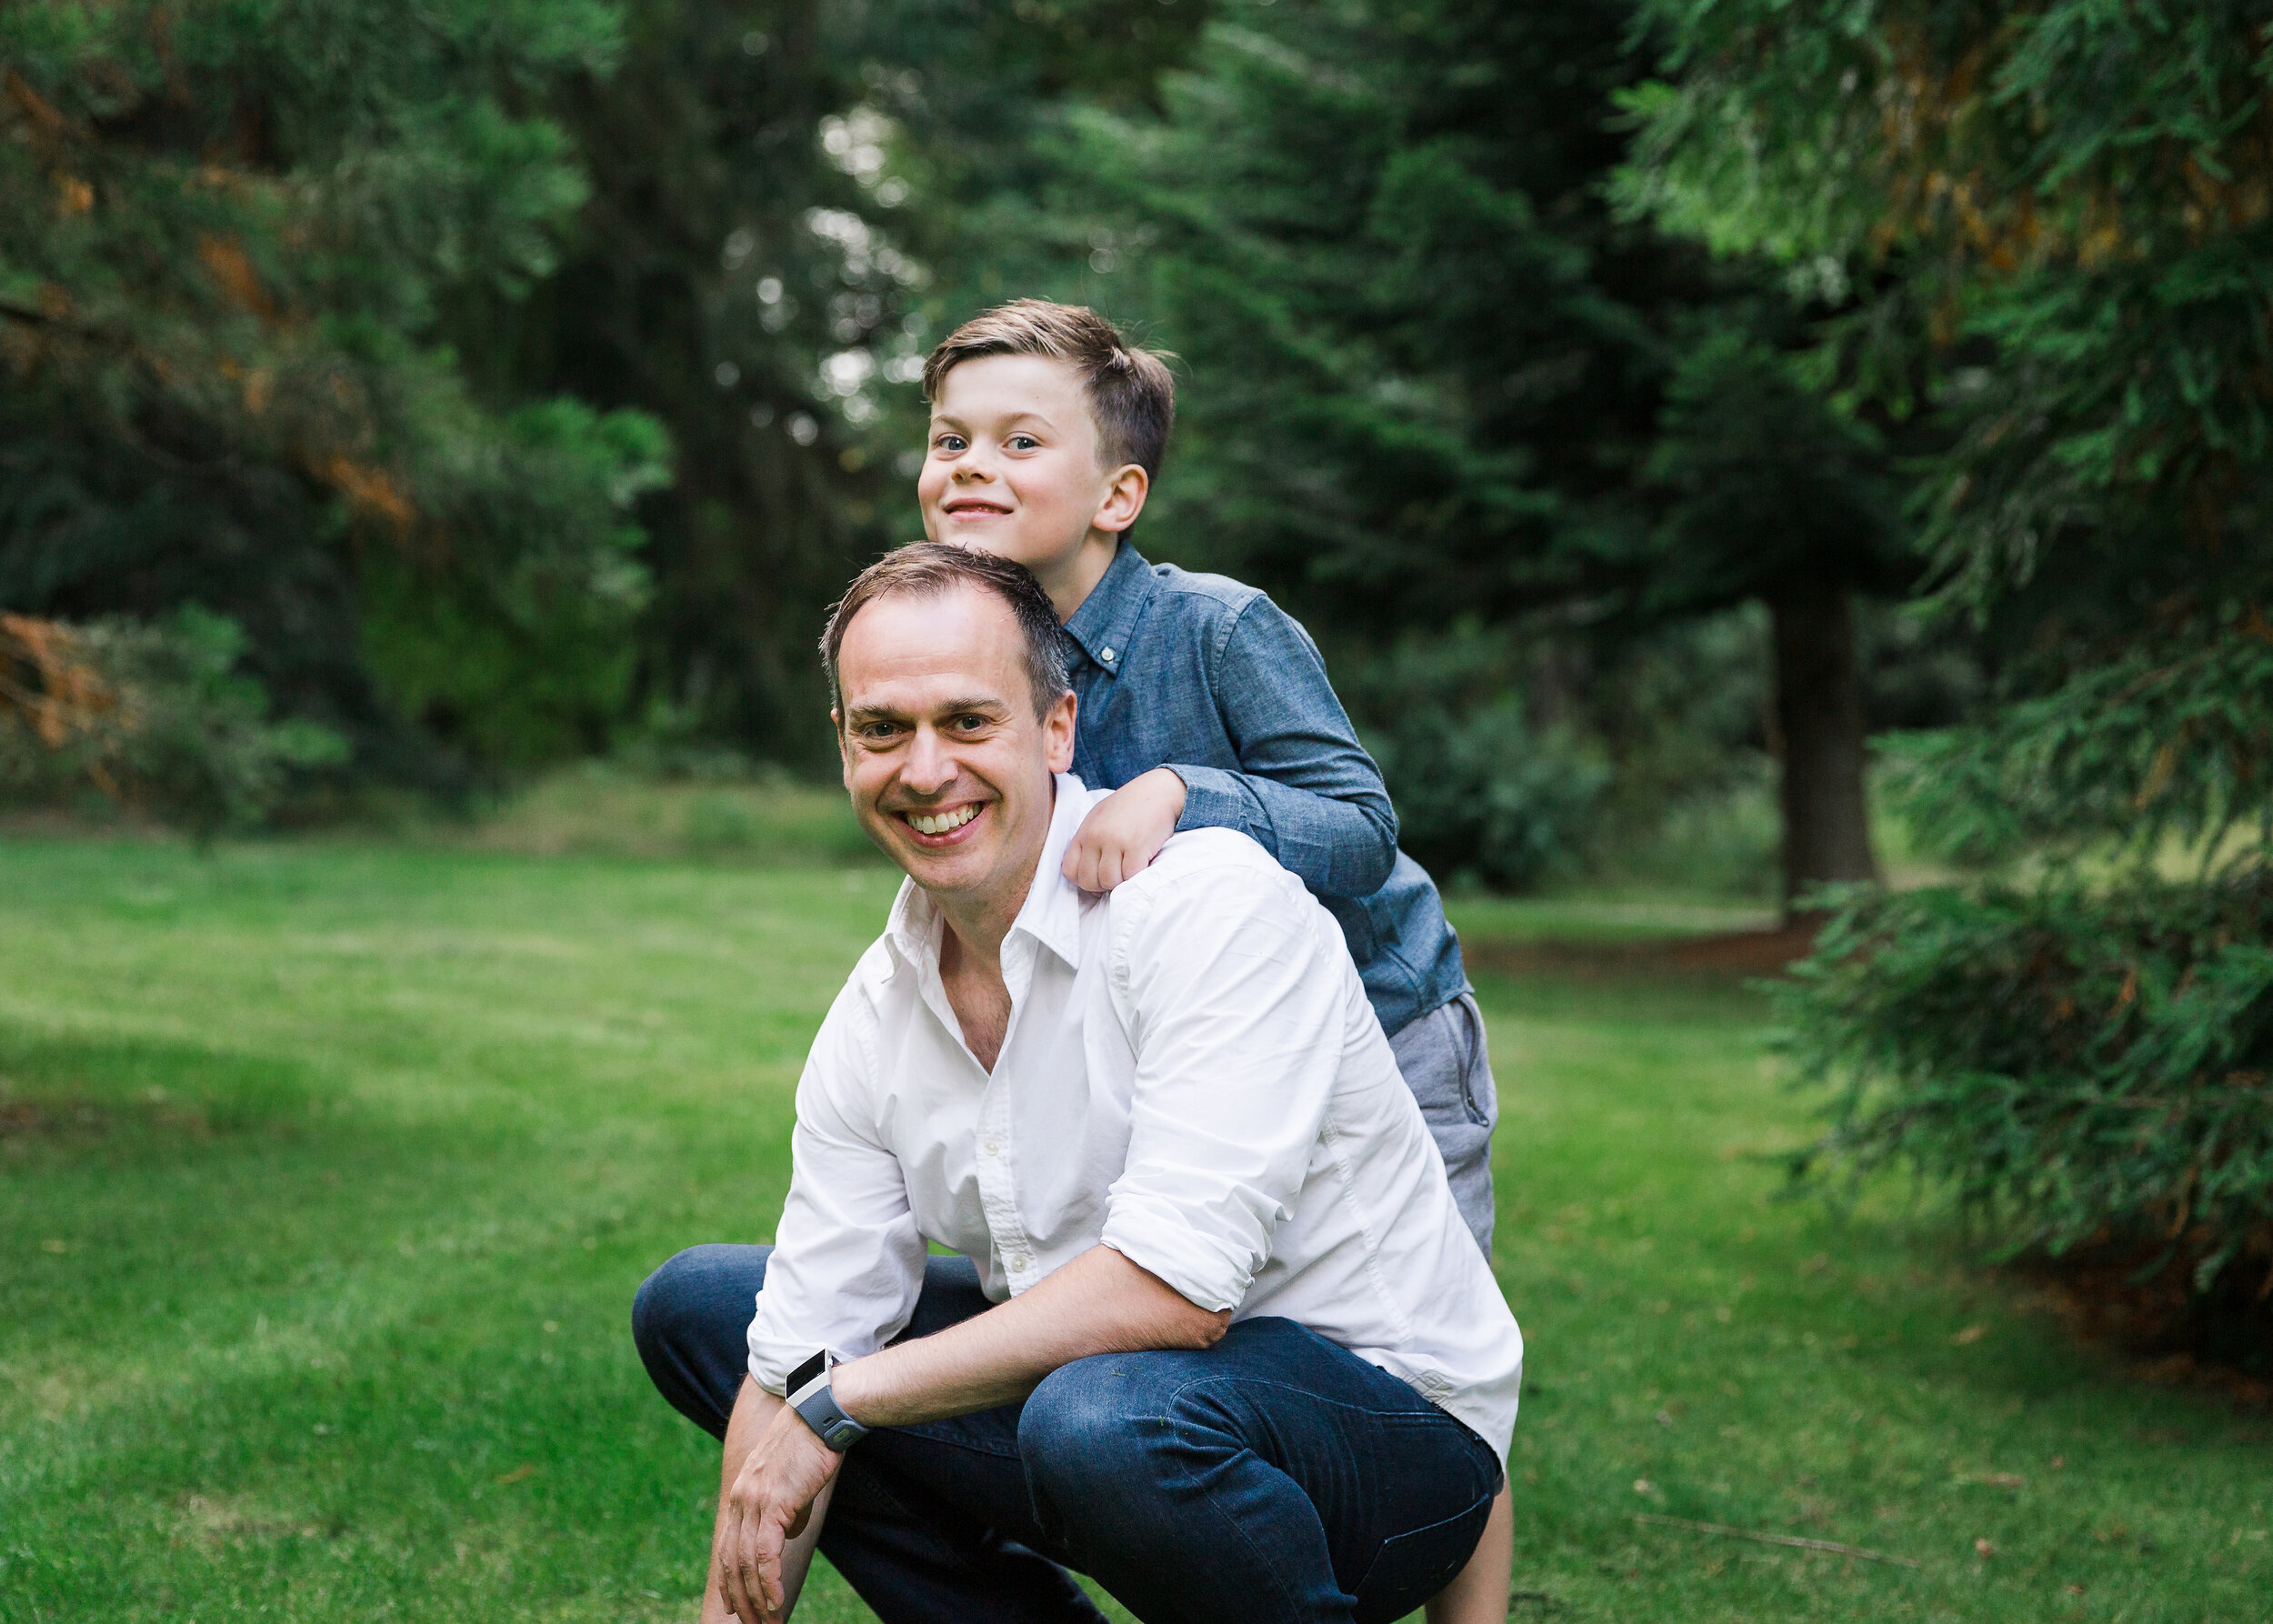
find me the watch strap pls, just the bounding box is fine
[786,1350,869,1452]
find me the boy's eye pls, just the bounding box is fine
[1006,434,1039,451]
[932,433,967,454]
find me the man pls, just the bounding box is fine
[633,544,1524,1624]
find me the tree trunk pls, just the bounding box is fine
[1767,579,1879,919]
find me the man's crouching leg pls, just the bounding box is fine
[635,1245,1106,1623]
[1018,1317,1504,1624]
[634,1243,775,1440]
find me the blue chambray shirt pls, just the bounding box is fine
[1062,540,1468,1037]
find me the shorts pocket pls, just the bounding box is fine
[1455,996,1497,1129]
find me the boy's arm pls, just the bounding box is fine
[1167,596,1398,899]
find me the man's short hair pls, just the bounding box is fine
[923,299,1177,482]
[821,543,1072,724]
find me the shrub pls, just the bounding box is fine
[1782,875,2273,1306]
[1367,697,1610,895]
[0,610,346,837]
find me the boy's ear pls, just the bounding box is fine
[1091,462,1148,536]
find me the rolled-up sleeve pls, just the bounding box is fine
[746,996,926,1393]
[1098,856,1347,1312]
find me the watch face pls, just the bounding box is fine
[787,1350,829,1397]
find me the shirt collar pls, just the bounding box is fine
[883,772,1099,976]
[1061,540,1155,680]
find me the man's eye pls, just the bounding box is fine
[952,714,988,731]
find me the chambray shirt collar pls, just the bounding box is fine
[1061,541,1156,681]
[882,772,1095,977]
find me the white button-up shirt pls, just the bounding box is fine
[746,777,1525,1459]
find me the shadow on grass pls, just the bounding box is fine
[0,1029,319,1146]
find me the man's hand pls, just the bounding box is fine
[1062,767,1187,891]
[711,1398,843,1624]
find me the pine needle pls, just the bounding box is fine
[1633,1512,1923,1568]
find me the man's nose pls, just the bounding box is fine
[901,726,956,793]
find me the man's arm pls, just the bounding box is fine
[711,996,921,1621]
[710,1247,1224,1618]
[705,1380,836,1624]
[1167,596,1399,899]
[831,1243,1227,1425]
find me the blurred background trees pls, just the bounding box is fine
[2,0,1973,895]
[0,0,670,795]
[1037,2,1938,905]
[5,0,2268,1349]
[1622,0,2273,1321]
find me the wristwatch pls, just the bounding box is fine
[786,1350,870,1452]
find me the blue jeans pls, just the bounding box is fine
[633,1245,1503,1624]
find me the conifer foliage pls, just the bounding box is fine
[1626,1,2273,1318]
[1050,1,1921,903]
[0,1,669,779]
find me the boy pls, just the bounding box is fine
[915,299,1497,1252]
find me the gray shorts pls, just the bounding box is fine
[1388,990,1497,1256]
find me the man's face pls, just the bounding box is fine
[917,354,1132,578]
[835,584,1076,909]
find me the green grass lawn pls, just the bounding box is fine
[2,835,2266,1623]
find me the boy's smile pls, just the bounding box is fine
[919,352,1148,617]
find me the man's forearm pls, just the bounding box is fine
[705,1378,833,1624]
[830,1244,1227,1428]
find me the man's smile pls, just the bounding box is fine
[898,802,985,842]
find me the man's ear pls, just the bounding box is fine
[1042,688,1077,774]
[1091,463,1148,536]
[834,709,853,790]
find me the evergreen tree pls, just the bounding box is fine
[1040,0,1921,904]
[479,0,1207,768]
[1626,1,2273,1310]
[0,0,669,778]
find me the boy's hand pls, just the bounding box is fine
[1063,767,1187,891]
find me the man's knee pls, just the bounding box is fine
[631,1242,769,1362]
[1019,1354,1141,1466]
[1017,1349,1227,1519]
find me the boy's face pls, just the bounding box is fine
[918,354,1146,600]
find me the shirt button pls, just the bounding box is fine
[983,1138,1000,1156]
[1100,647,1116,664]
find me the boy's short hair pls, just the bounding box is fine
[923,299,1176,481]
[821,541,1072,724]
